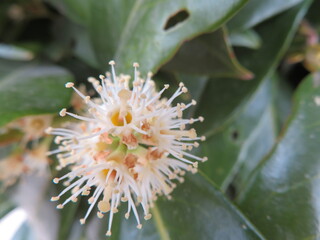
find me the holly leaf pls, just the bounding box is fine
[88,174,265,240]
[163,28,254,80]
[69,0,250,74]
[228,0,303,31]
[228,29,262,49]
[237,73,320,239]
[194,1,311,187]
[0,65,73,127]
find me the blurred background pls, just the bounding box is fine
[0,0,320,240]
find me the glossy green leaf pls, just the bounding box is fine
[228,29,261,49]
[237,73,320,239]
[229,74,294,194]
[272,74,294,130]
[44,17,98,68]
[195,1,311,187]
[228,0,303,31]
[196,1,309,135]
[89,174,265,240]
[230,105,277,193]
[0,65,73,127]
[163,28,253,80]
[154,174,265,240]
[73,27,99,68]
[198,78,275,188]
[87,0,248,74]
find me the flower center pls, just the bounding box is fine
[111,111,132,126]
[99,169,109,179]
[98,169,116,182]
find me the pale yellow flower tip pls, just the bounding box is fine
[65,82,74,88]
[133,62,139,67]
[51,196,59,201]
[59,108,67,117]
[45,127,52,134]
[97,212,104,218]
[144,213,152,220]
[53,178,59,184]
[57,204,63,209]
[182,87,188,93]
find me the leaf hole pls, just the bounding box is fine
[226,184,237,200]
[163,9,190,31]
[231,130,239,141]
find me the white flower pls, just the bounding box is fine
[47,61,206,236]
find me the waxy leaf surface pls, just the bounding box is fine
[0,66,73,127]
[195,1,311,186]
[238,74,320,239]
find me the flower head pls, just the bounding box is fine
[0,115,52,188]
[0,140,50,188]
[48,61,206,236]
[8,114,52,144]
[0,151,25,187]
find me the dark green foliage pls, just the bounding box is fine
[1,0,319,239]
